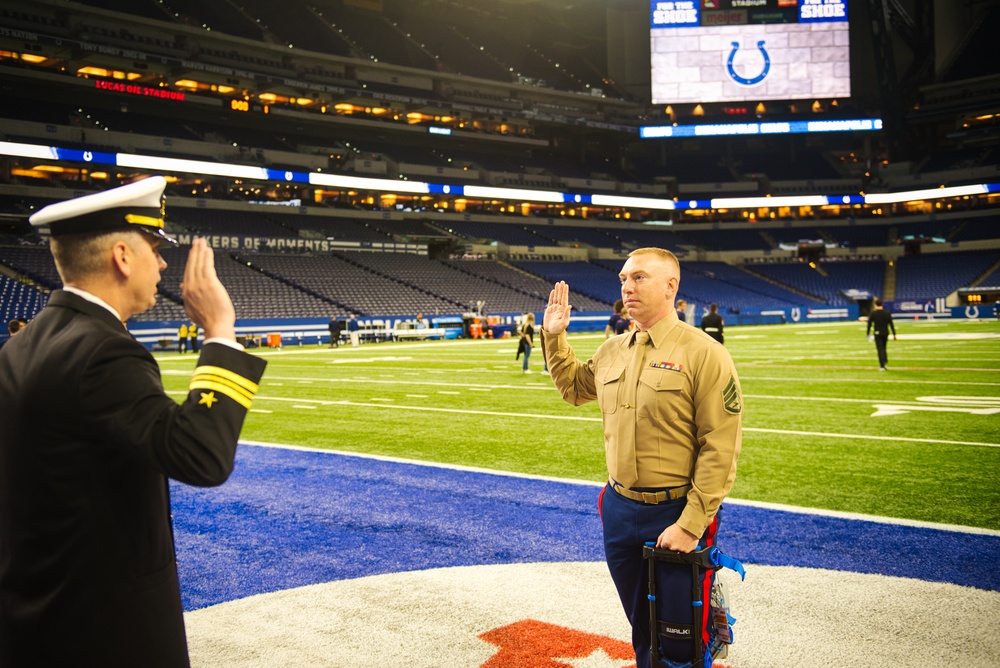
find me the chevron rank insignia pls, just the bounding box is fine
[722,375,742,415]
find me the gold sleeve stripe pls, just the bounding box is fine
[189,380,253,410]
[189,370,256,401]
[190,374,255,405]
[191,366,260,394]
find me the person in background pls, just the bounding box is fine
[188,321,199,353]
[867,298,897,370]
[614,307,632,335]
[0,176,267,667]
[540,318,549,376]
[520,312,535,374]
[701,303,725,344]
[675,299,687,319]
[348,313,360,347]
[605,299,624,339]
[178,321,188,353]
[0,319,25,351]
[328,314,340,348]
[540,248,742,668]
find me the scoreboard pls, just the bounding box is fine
[650,0,850,104]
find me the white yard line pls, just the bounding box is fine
[741,375,1000,386]
[239,394,1000,448]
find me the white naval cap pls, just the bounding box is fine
[28,175,177,243]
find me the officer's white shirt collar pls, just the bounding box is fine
[62,286,123,324]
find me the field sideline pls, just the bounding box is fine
[158,317,1000,531]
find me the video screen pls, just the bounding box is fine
[650,0,850,104]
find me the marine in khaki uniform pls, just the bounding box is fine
[541,248,742,668]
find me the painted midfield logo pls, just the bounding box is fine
[870,396,1000,417]
[479,619,635,668]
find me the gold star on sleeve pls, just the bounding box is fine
[198,391,219,408]
[189,365,259,409]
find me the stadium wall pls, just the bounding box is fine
[125,304,866,351]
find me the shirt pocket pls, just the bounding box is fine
[637,369,686,423]
[599,364,626,414]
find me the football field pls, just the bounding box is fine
[156,317,1000,666]
[159,316,1000,531]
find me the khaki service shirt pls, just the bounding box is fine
[542,311,742,537]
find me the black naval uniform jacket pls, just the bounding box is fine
[867,308,896,339]
[0,290,267,667]
[700,312,725,344]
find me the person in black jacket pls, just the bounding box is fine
[328,314,341,347]
[0,176,267,668]
[0,318,25,350]
[866,298,897,370]
[700,303,725,344]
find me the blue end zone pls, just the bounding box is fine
[171,444,1000,611]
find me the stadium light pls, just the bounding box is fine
[1,140,998,214]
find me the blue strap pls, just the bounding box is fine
[709,547,746,580]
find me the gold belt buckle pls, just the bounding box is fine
[640,491,660,504]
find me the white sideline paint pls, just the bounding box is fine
[238,441,1000,537]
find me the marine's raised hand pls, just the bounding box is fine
[543,280,573,334]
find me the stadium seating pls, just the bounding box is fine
[438,221,558,247]
[168,209,293,238]
[948,215,1000,242]
[443,259,604,311]
[506,261,616,309]
[750,260,885,305]
[0,246,62,289]
[339,251,560,314]
[894,250,1000,301]
[673,229,773,252]
[146,247,341,322]
[233,252,460,317]
[535,225,623,249]
[0,275,47,324]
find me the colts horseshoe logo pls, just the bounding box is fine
[727,40,770,86]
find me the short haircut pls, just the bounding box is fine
[8,319,20,335]
[50,230,144,284]
[874,298,883,307]
[628,247,679,269]
[710,303,719,313]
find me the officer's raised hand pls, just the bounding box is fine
[181,237,237,342]
[543,280,573,334]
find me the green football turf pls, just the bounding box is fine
[158,317,1000,531]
